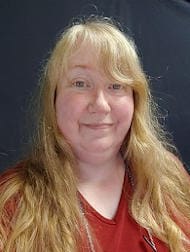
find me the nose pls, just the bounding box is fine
[88,89,111,114]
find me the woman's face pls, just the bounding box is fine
[55,43,134,163]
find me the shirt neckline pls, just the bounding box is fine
[78,171,130,225]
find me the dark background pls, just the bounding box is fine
[0,0,190,172]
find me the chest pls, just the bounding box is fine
[79,189,169,252]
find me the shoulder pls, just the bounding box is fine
[166,151,189,177]
[0,163,24,229]
[166,153,190,243]
[0,162,25,185]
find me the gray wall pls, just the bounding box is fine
[0,0,190,172]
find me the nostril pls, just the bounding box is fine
[88,102,111,113]
[88,91,111,113]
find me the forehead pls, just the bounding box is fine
[68,42,99,69]
[63,36,134,84]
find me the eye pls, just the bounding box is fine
[73,81,85,88]
[72,80,91,89]
[108,83,124,90]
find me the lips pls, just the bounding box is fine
[82,123,114,130]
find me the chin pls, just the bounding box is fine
[82,141,119,155]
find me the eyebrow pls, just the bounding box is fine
[67,65,89,77]
[69,62,97,71]
[70,64,88,69]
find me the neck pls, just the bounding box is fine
[76,153,125,185]
[76,152,126,219]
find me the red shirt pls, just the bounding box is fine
[1,167,189,251]
[79,176,169,252]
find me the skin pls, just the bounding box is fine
[55,43,134,218]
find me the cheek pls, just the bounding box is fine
[56,96,72,125]
[114,101,134,144]
[55,93,87,132]
[115,98,134,125]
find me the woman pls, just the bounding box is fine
[0,16,190,252]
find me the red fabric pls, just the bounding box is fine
[79,177,169,252]
[1,166,189,251]
[0,167,21,238]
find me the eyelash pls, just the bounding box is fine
[71,79,126,93]
[72,80,91,88]
[108,83,124,90]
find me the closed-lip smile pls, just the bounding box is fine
[82,123,113,129]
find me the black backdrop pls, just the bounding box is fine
[0,0,190,172]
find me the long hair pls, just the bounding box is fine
[0,16,190,252]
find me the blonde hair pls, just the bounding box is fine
[0,16,190,252]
